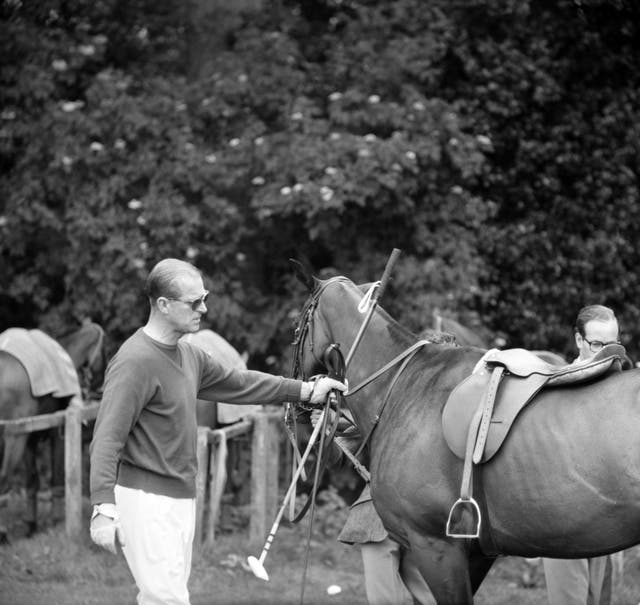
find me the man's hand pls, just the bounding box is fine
[90,507,125,555]
[306,376,347,405]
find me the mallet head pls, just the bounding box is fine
[247,555,270,581]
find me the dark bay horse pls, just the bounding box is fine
[0,322,107,537]
[292,272,640,604]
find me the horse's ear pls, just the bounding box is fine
[290,258,318,292]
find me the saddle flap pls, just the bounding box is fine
[443,370,548,463]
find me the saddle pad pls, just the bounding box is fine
[0,328,81,399]
[442,370,549,463]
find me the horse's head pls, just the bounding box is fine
[291,259,337,381]
[59,322,108,398]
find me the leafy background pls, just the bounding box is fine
[2,0,640,368]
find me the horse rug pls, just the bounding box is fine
[0,328,81,400]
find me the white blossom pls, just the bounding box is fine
[229,138,240,147]
[358,148,371,158]
[320,186,334,202]
[451,185,463,195]
[0,216,7,228]
[132,258,145,269]
[405,151,416,161]
[128,199,143,210]
[325,166,337,176]
[78,44,95,57]
[364,133,377,142]
[477,134,492,147]
[329,132,341,141]
[368,94,381,104]
[52,59,68,71]
[328,92,343,102]
[114,139,126,150]
[1,110,16,120]
[137,27,148,41]
[204,153,217,164]
[293,183,304,193]
[280,186,292,196]
[254,136,264,146]
[89,141,104,152]
[186,247,198,259]
[291,111,303,121]
[62,156,73,167]
[61,100,84,112]
[136,216,147,226]
[236,252,246,262]
[238,73,248,83]
[251,176,265,186]
[412,101,425,111]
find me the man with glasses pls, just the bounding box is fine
[89,258,346,605]
[542,304,620,605]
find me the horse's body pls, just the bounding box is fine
[0,322,106,536]
[294,274,640,604]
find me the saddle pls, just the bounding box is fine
[442,344,626,539]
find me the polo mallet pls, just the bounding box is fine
[247,407,327,582]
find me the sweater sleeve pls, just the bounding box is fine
[194,347,302,405]
[89,353,152,505]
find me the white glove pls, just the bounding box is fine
[307,376,347,405]
[90,505,125,555]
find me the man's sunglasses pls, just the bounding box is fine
[166,291,209,311]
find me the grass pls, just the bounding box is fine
[1,490,640,604]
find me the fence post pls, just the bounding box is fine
[249,411,279,545]
[64,405,83,543]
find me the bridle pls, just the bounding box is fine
[292,277,432,454]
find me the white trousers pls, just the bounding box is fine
[115,485,196,605]
[542,556,608,605]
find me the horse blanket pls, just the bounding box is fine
[0,328,81,400]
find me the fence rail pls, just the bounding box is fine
[0,404,282,548]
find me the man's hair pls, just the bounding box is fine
[574,304,618,336]
[144,258,202,302]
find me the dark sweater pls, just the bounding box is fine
[90,328,301,503]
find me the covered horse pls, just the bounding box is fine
[292,270,640,604]
[0,321,107,537]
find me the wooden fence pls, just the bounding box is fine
[0,404,282,549]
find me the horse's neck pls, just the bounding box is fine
[331,307,416,434]
[61,326,98,369]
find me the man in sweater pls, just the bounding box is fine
[89,258,345,605]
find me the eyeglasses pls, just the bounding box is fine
[582,336,619,353]
[166,291,209,311]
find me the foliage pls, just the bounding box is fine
[1,0,640,365]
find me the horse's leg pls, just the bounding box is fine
[408,535,474,605]
[23,432,39,535]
